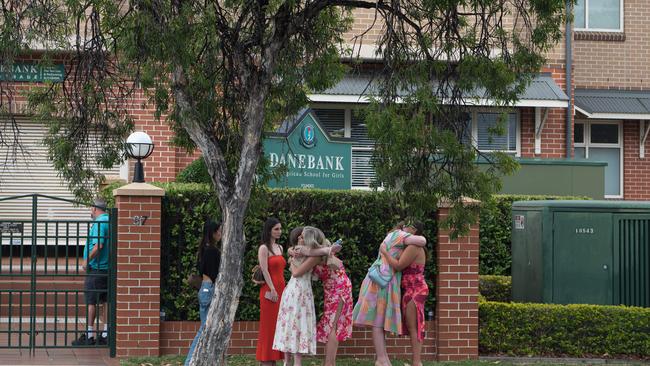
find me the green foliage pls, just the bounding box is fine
[99,181,126,208]
[479,195,589,275]
[479,301,650,358]
[479,275,511,302]
[149,184,438,321]
[364,0,566,236]
[176,157,211,184]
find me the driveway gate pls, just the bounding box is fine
[0,194,117,356]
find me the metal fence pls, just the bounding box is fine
[0,194,117,356]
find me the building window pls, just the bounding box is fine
[312,106,378,190]
[473,112,519,154]
[312,109,345,137]
[312,106,520,189]
[575,0,623,32]
[574,121,623,198]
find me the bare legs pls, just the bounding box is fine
[280,353,302,366]
[372,326,390,366]
[405,300,423,366]
[324,300,344,366]
[260,361,276,366]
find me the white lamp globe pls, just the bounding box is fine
[126,131,154,159]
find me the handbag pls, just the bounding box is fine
[368,264,392,288]
[367,239,394,288]
[251,265,265,283]
[186,273,203,290]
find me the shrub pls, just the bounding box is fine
[479,275,511,302]
[479,194,589,275]
[153,184,439,321]
[175,157,211,184]
[479,301,650,358]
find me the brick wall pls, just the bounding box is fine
[161,321,437,360]
[127,91,199,182]
[114,184,165,357]
[623,121,650,200]
[573,0,650,89]
[435,206,479,361]
[343,8,384,45]
[519,107,571,159]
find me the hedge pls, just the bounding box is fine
[173,157,590,276]
[478,194,589,276]
[479,275,511,302]
[175,157,211,184]
[479,301,650,358]
[152,184,439,321]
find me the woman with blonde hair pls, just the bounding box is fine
[272,226,328,366]
[293,234,352,366]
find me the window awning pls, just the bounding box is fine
[308,74,569,108]
[575,89,650,120]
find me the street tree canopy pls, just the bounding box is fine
[0,0,565,364]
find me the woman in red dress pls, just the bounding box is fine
[256,218,286,365]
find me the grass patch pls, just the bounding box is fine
[121,355,644,366]
[121,354,185,366]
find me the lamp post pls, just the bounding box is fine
[126,131,154,183]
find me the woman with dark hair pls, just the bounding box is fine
[256,218,285,365]
[185,220,222,366]
[352,219,427,366]
[380,220,428,366]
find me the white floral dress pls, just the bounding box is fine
[272,269,317,355]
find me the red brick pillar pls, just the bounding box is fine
[113,183,165,357]
[435,202,480,361]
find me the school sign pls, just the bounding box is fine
[0,62,65,82]
[264,109,353,190]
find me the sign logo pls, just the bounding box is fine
[300,124,317,149]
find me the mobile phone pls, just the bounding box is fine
[264,291,274,301]
[333,239,343,247]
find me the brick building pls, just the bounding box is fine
[2,2,648,203]
[299,1,649,200]
[0,0,646,361]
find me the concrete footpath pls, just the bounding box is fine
[0,349,119,366]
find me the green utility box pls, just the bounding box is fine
[511,200,650,307]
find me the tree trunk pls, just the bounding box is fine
[186,46,272,366]
[189,203,248,366]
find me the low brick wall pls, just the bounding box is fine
[115,188,478,360]
[161,320,437,360]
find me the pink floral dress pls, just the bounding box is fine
[401,263,428,341]
[312,261,353,343]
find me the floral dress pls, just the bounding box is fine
[272,266,317,355]
[352,230,411,335]
[312,261,353,343]
[401,262,428,341]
